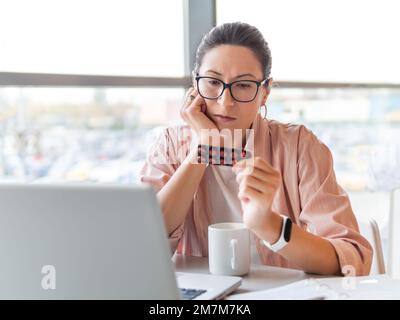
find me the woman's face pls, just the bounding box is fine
[196,45,270,134]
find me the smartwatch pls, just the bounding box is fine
[263,215,292,252]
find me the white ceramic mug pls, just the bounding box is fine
[208,222,250,276]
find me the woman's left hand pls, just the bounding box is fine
[233,157,282,240]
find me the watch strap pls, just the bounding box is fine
[262,215,292,252]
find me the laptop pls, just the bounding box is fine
[0,183,241,299]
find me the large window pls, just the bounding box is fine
[217,0,400,83]
[2,0,400,195]
[0,0,189,183]
[0,87,184,183]
[0,0,184,76]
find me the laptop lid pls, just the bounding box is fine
[0,183,180,299]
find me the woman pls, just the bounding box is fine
[140,22,372,276]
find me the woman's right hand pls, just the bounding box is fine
[180,87,218,144]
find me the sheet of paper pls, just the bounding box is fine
[227,275,400,300]
[226,279,337,300]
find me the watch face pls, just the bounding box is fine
[283,218,292,242]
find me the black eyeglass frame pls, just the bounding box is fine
[195,75,270,103]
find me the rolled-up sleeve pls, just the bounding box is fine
[297,126,373,276]
[139,127,185,252]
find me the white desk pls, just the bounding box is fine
[173,254,312,295]
[173,254,393,299]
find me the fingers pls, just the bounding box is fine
[180,88,203,115]
[233,157,263,171]
[187,93,204,111]
[184,87,195,99]
[237,174,266,193]
[184,87,197,104]
[233,157,277,176]
[181,87,196,113]
[180,88,195,120]
[238,185,263,203]
[236,168,279,195]
[180,88,217,137]
[235,166,269,184]
[233,157,281,203]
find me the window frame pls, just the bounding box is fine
[0,0,399,90]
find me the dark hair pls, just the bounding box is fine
[193,22,272,81]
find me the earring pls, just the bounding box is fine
[260,104,268,120]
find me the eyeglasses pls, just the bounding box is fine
[195,75,268,103]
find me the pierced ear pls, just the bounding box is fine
[263,78,273,99]
[261,89,270,106]
[267,78,273,90]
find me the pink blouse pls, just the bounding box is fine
[140,114,372,276]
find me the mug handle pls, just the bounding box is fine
[230,239,238,270]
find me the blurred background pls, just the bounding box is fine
[1,0,399,263]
